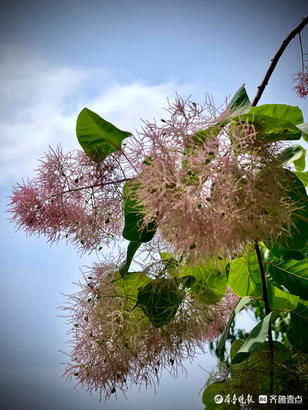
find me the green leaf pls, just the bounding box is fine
[180,258,228,304]
[266,257,308,301]
[160,252,178,276]
[119,241,141,278]
[294,171,308,187]
[202,382,229,408]
[293,146,306,171]
[277,144,304,168]
[192,125,223,145]
[230,339,245,361]
[137,278,184,328]
[122,181,157,242]
[232,341,291,369]
[296,122,308,142]
[178,275,196,288]
[268,169,308,253]
[228,251,263,297]
[236,104,303,142]
[267,282,299,311]
[287,302,308,353]
[217,297,252,357]
[118,272,152,300]
[232,313,272,364]
[76,108,132,162]
[192,85,251,147]
[228,84,251,116]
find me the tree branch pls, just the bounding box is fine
[251,16,308,107]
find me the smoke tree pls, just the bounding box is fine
[8,16,308,408]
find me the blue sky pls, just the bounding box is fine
[1,1,308,409]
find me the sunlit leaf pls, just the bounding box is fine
[277,144,305,169]
[193,85,251,146]
[235,104,303,142]
[228,84,251,115]
[294,171,308,187]
[76,108,131,162]
[114,272,153,304]
[267,282,299,311]
[296,122,308,142]
[160,252,178,276]
[180,258,228,304]
[293,146,306,171]
[228,250,263,297]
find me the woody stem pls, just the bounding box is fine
[255,241,274,394]
[251,16,308,106]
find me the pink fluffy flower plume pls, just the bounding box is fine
[293,66,308,98]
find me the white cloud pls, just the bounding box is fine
[0,46,194,184]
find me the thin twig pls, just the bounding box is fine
[251,16,308,107]
[299,32,305,73]
[46,177,131,200]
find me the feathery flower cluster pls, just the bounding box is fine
[9,146,126,252]
[9,96,295,260]
[293,67,308,98]
[62,258,238,399]
[128,96,295,261]
[8,94,297,400]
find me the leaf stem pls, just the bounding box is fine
[251,16,308,107]
[254,240,274,394]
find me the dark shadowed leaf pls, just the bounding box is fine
[266,257,308,301]
[122,181,157,242]
[217,297,252,358]
[272,170,308,252]
[119,241,141,278]
[137,278,184,328]
[287,301,308,353]
[202,381,230,409]
[232,313,272,364]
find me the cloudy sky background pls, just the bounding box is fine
[1,1,308,409]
